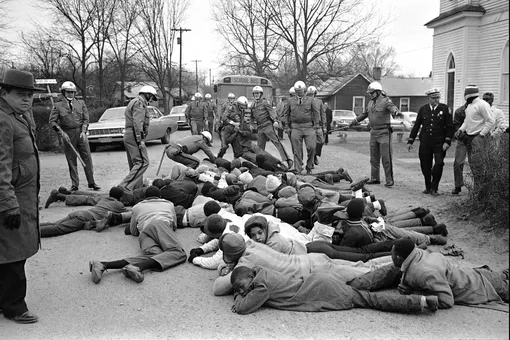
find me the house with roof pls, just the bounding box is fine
[379,77,433,112]
[425,0,509,117]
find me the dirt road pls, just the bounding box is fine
[1,130,508,340]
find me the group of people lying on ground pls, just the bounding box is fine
[42,155,509,315]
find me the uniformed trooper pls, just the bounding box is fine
[350,81,400,187]
[407,89,453,196]
[281,80,320,174]
[118,85,157,192]
[275,87,295,140]
[49,81,100,191]
[204,93,217,137]
[165,131,216,169]
[306,85,326,167]
[217,95,245,158]
[185,92,207,135]
[250,85,292,168]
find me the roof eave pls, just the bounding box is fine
[425,5,485,28]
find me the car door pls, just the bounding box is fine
[146,107,162,141]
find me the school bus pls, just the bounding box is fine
[213,75,275,107]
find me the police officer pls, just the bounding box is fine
[275,87,295,140]
[217,95,245,158]
[118,85,156,192]
[350,81,400,187]
[281,81,320,174]
[185,92,207,135]
[50,81,100,191]
[306,85,326,166]
[407,89,453,196]
[204,93,217,138]
[250,85,292,168]
[165,131,216,169]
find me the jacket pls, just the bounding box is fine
[185,100,207,121]
[124,96,150,143]
[174,135,216,162]
[408,103,453,146]
[355,95,399,129]
[129,198,176,236]
[459,97,495,136]
[261,217,307,255]
[251,98,276,127]
[49,98,89,132]
[0,98,40,263]
[204,100,217,119]
[281,96,320,127]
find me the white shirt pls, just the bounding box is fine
[459,97,494,136]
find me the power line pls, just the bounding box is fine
[171,27,191,102]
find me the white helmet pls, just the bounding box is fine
[294,81,306,97]
[237,96,248,106]
[195,92,203,99]
[253,85,263,94]
[201,131,212,145]
[205,93,212,99]
[191,96,195,101]
[227,93,235,99]
[307,86,317,95]
[367,81,383,93]
[139,85,157,95]
[289,87,295,95]
[60,81,77,93]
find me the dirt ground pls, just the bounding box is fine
[1,130,508,340]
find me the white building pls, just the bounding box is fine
[426,0,509,117]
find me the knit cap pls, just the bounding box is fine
[219,233,246,263]
[231,168,242,177]
[231,158,242,170]
[393,238,416,258]
[297,184,317,207]
[346,198,365,219]
[265,175,282,192]
[203,200,221,216]
[225,173,239,186]
[239,172,253,185]
[203,214,227,239]
[464,85,479,100]
[278,186,297,198]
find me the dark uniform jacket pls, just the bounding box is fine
[49,98,89,133]
[408,103,454,146]
[124,96,150,143]
[356,95,399,129]
[281,96,321,128]
[185,100,207,121]
[251,99,277,127]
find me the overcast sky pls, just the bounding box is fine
[6,0,440,80]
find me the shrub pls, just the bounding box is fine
[465,133,509,229]
[32,105,61,152]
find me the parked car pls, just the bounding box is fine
[390,116,406,132]
[168,104,190,129]
[87,106,178,151]
[400,111,418,131]
[331,109,368,131]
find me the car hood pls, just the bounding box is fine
[88,119,125,129]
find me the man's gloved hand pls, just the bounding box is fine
[442,142,449,151]
[80,131,87,140]
[60,131,71,144]
[407,143,413,152]
[188,248,205,262]
[2,208,21,230]
[349,119,357,127]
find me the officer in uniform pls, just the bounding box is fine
[165,131,216,169]
[250,85,292,169]
[204,93,217,138]
[407,89,453,196]
[118,85,157,192]
[185,92,207,135]
[306,85,326,166]
[350,81,400,187]
[281,81,320,174]
[49,81,100,191]
[217,95,245,158]
[275,87,295,140]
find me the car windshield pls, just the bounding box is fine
[99,107,125,121]
[170,106,187,115]
[334,111,354,117]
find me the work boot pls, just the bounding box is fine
[451,187,461,194]
[422,189,430,194]
[430,189,439,197]
[286,159,294,170]
[421,213,437,226]
[8,311,38,324]
[411,207,430,219]
[88,183,101,191]
[44,189,65,208]
[122,264,144,283]
[70,185,79,191]
[58,186,71,195]
[377,199,387,216]
[425,296,439,312]
[384,181,394,187]
[366,179,380,185]
[351,176,370,192]
[314,156,319,166]
[429,235,447,245]
[432,223,448,236]
[96,213,111,232]
[89,260,106,284]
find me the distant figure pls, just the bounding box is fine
[185,92,207,135]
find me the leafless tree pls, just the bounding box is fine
[20,30,67,78]
[347,42,399,78]
[134,0,190,113]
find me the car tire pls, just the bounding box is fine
[161,128,171,144]
[89,144,97,152]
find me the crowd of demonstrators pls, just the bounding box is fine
[3,69,508,325]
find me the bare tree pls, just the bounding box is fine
[347,42,400,78]
[134,0,190,113]
[213,0,282,77]
[20,30,67,78]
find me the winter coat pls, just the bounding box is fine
[262,218,307,255]
[234,191,274,216]
[0,98,40,263]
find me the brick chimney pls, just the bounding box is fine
[373,67,382,81]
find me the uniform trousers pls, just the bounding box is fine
[40,210,96,237]
[290,125,316,173]
[119,129,149,192]
[165,146,200,169]
[190,119,204,135]
[418,142,446,191]
[369,128,394,184]
[257,124,291,163]
[0,260,28,318]
[63,128,95,188]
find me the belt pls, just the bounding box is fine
[371,124,389,130]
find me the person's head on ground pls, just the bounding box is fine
[0,69,44,114]
[346,198,365,221]
[219,233,246,264]
[297,184,319,210]
[203,200,221,216]
[145,186,161,199]
[244,215,268,244]
[231,266,256,297]
[482,92,494,106]
[152,178,165,189]
[203,213,227,239]
[109,186,125,200]
[391,238,416,268]
[425,88,441,107]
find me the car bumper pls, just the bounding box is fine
[87,135,124,144]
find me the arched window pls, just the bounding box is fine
[501,41,509,103]
[446,54,455,110]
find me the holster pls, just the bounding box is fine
[315,142,324,157]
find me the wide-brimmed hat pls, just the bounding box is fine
[0,69,45,91]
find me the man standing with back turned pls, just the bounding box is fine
[0,69,44,324]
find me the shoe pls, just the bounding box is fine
[96,213,111,232]
[377,199,387,216]
[58,186,71,195]
[44,189,59,209]
[89,260,106,284]
[384,181,394,187]
[451,187,461,195]
[70,185,79,191]
[411,207,430,218]
[88,183,101,191]
[366,179,380,185]
[422,189,430,194]
[421,213,437,226]
[433,223,448,236]
[429,235,447,245]
[122,264,144,283]
[430,190,439,197]
[425,296,439,312]
[8,311,38,324]
[314,157,319,166]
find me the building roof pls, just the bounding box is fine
[316,73,372,97]
[379,77,433,97]
[425,5,485,27]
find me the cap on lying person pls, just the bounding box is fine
[203,213,227,239]
[265,175,282,192]
[219,233,246,263]
[238,172,253,185]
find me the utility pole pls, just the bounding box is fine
[171,27,191,103]
[191,59,201,93]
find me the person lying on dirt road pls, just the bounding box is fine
[164,131,216,169]
[89,186,186,284]
[229,265,439,315]
[40,186,129,237]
